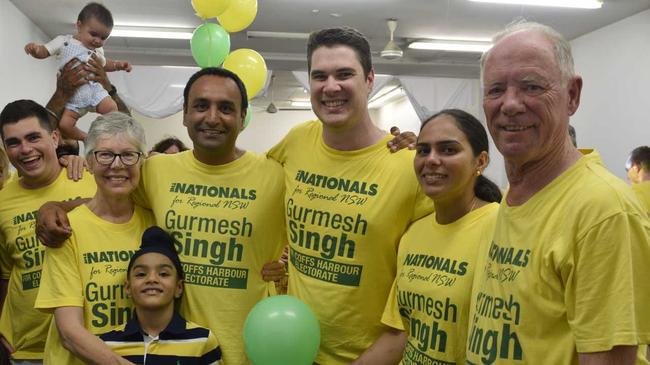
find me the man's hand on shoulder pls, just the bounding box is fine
[387,126,416,153]
[59,155,87,181]
[36,200,87,248]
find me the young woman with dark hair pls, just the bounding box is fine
[354,109,501,365]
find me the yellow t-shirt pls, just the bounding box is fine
[632,181,650,215]
[138,150,286,365]
[0,169,95,360]
[382,203,498,365]
[35,204,154,365]
[267,121,433,365]
[466,152,650,365]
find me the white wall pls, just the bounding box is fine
[1,0,58,107]
[571,9,650,179]
[372,95,421,134]
[238,108,317,153]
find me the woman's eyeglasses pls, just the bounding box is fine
[93,151,143,166]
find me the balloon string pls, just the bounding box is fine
[206,20,213,67]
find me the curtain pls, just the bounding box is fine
[109,67,273,118]
[397,76,481,122]
[109,66,199,118]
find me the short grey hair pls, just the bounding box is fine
[85,112,146,159]
[480,20,575,85]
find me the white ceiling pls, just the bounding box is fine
[12,0,650,109]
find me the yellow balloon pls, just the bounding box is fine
[191,0,231,19]
[218,0,258,32]
[223,49,267,99]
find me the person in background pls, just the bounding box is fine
[24,2,131,141]
[148,136,189,156]
[35,112,154,365]
[56,139,80,159]
[100,226,222,365]
[466,21,650,365]
[355,109,502,365]
[568,124,577,147]
[626,146,650,214]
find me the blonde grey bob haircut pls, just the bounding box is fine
[85,112,146,159]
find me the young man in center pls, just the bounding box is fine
[267,27,432,365]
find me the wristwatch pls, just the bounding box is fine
[108,84,117,97]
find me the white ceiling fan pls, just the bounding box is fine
[380,18,404,60]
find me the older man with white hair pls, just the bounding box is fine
[466,22,650,365]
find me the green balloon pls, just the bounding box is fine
[243,295,320,365]
[244,104,252,129]
[190,23,230,68]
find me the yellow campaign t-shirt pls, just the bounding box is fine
[466,152,650,365]
[632,181,650,215]
[382,203,498,365]
[267,121,433,365]
[138,150,286,365]
[35,203,154,365]
[0,169,96,360]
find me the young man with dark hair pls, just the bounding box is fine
[0,100,95,364]
[268,27,432,364]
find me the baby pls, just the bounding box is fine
[24,2,131,141]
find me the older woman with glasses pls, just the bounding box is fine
[36,112,154,365]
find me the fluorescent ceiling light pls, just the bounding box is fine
[115,22,195,28]
[247,31,309,40]
[170,84,185,88]
[409,39,492,53]
[111,27,193,40]
[290,101,312,107]
[468,0,602,9]
[368,87,404,109]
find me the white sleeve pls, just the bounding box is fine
[44,35,67,56]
